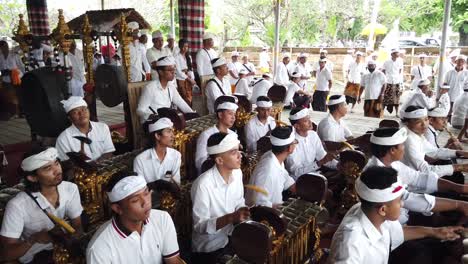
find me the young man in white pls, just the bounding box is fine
[399,79,436,117]
[87,174,182,264]
[312,58,333,112]
[344,51,365,112]
[382,48,403,117]
[56,96,115,162]
[358,60,386,118]
[227,51,242,92]
[196,33,218,115]
[454,83,468,140]
[284,72,312,109]
[164,33,178,55]
[247,126,297,208]
[195,96,238,173]
[137,56,195,122]
[285,107,338,180]
[234,69,252,99]
[410,54,433,91]
[258,46,271,73]
[401,106,468,178]
[342,49,354,82]
[191,132,249,264]
[443,55,467,119]
[0,147,83,263]
[274,53,291,86]
[206,57,233,114]
[250,73,273,104]
[317,95,353,142]
[240,54,256,85]
[425,107,462,150]
[328,166,462,264]
[437,84,451,114]
[121,22,151,82]
[146,30,169,80]
[244,96,276,152]
[312,49,334,74]
[133,118,181,185]
[294,53,312,89]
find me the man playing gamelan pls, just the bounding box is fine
[250,73,273,104]
[56,96,115,162]
[382,49,403,117]
[358,60,386,118]
[234,69,252,99]
[206,57,232,114]
[317,95,353,142]
[243,96,276,153]
[87,173,182,264]
[191,132,249,264]
[425,107,463,150]
[137,56,195,122]
[0,147,83,263]
[133,118,181,185]
[344,51,365,113]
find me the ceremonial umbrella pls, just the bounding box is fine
[361,23,388,36]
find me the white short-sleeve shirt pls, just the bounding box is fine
[274,62,290,86]
[133,147,182,184]
[451,91,468,127]
[382,59,403,84]
[0,181,83,263]
[87,210,179,264]
[196,48,218,77]
[250,79,273,104]
[227,61,242,85]
[55,121,115,161]
[347,61,366,84]
[195,126,237,173]
[410,65,433,90]
[206,77,232,114]
[360,70,386,100]
[284,82,301,106]
[315,67,332,91]
[234,78,252,99]
[191,166,245,253]
[317,114,353,142]
[328,203,404,264]
[444,68,467,102]
[244,116,276,152]
[246,151,295,207]
[295,62,312,88]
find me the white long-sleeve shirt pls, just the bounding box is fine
[382,59,403,84]
[274,62,290,86]
[347,61,365,84]
[118,41,150,82]
[284,82,301,107]
[227,61,242,85]
[317,114,353,142]
[250,79,273,104]
[243,116,276,152]
[196,48,218,76]
[234,78,251,99]
[191,166,245,253]
[402,126,457,177]
[285,130,337,180]
[294,62,312,88]
[174,52,191,81]
[195,126,237,173]
[205,76,232,114]
[137,79,194,122]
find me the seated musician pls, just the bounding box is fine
[133,117,181,185]
[137,56,195,122]
[191,132,250,264]
[249,73,273,104]
[283,72,311,109]
[234,69,252,100]
[195,95,238,174]
[401,105,468,178]
[285,106,337,180]
[56,96,115,162]
[328,166,463,264]
[206,57,232,114]
[87,173,182,264]
[243,96,276,153]
[399,79,436,116]
[0,147,83,263]
[317,95,353,142]
[367,127,468,223]
[246,126,296,208]
[425,107,463,149]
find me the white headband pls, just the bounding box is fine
[21,148,58,172]
[148,117,173,133]
[327,95,346,106]
[418,79,431,86]
[402,108,427,119]
[270,131,295,146]
[61,96,87,113]
[156,56,176,67]
[428,107,448,118]
[212,57,227,68]
[107,176,147,203]
[127,21,139,30]
[370,127,407,146]
[152,31,162,39]
[217,102,238,111]
[289,108,309,121]
[355,177,405,203]
[290,72,301,78]
[256,100,272,108]
[207,133,240,155]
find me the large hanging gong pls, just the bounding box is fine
[19,67,70,137]
[94,64,128,107]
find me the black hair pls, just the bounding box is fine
[262,74,270,78]
[401,105,424,122]
[178,39,188,49]
[370,127,400,158]
[22,145,53,192]
[327,95,343,113]
[289,106,306,126]
[202,132,229,171]
[271,126,294,154]
[359,166,398,211]
[211,58,224,73]
[256,96,271,103]
[155,56,169,72]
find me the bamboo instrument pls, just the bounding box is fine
[46,212,76,234]
[244,184,269,196]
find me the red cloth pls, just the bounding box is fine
[101,44,116,59]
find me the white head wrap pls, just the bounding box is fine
[231,51,240,57]
[370,127,407,146]
[152,30,163,39]
[127,22,139,31]
[418,79,431,86]
[367,60,377,65]
[440,84,450,89]
[107,176,147,203]
[207,133,240,155]
[167,33,174,39]
[298,53,307,58]
[428,107,448,118]
[402,107,428,119]
[390,48,399,54]
[319,49,328,54]
[289,108,309,121]
[212,57,227,68]
[356,177,405,203]
[347,49,355,53]
[455,55,467,62]
[156,56,176,67]
[270,130,295,146]
[449,48,461,58]
[418,53,428,58]
[61,96,87,113]
[217,101,238,111]
[148,117,173,133]
[282,53,291,58]
[327,95,346,106]
[238,69,248,75]
[256,99,272,108]
[203,32,215,40]
[355,51,364,56]
[21,148,58,172]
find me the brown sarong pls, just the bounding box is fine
[344,82,360,105]
[383,83,401,113]
[177,79,193,106]
[364,99,383,118]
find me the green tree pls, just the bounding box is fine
[0,0,26,37]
